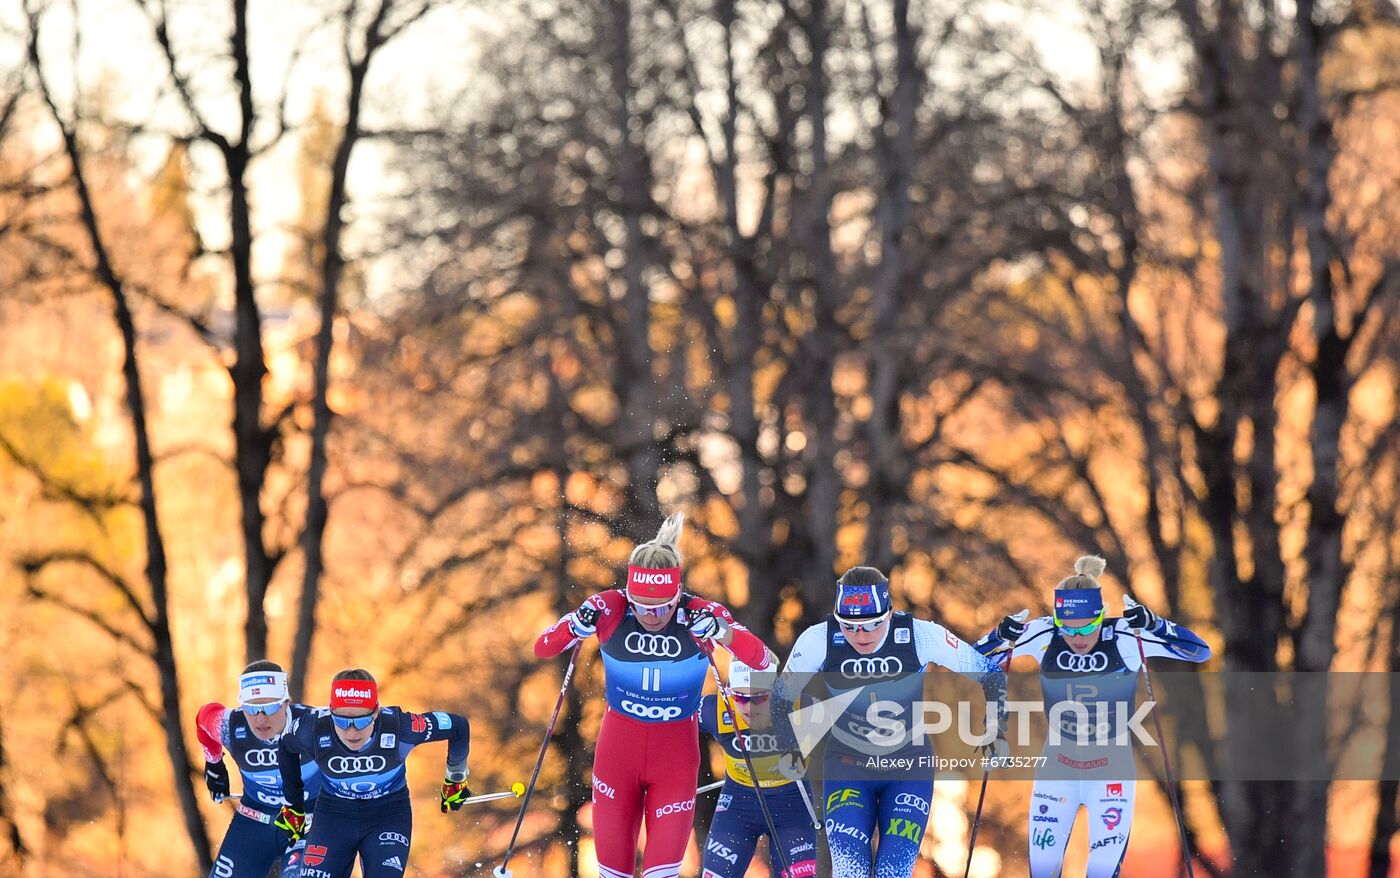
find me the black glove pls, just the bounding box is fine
[204,759,231,802]
[995,611,1029,643]
[1123,596,1160,631]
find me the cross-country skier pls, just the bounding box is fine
[773,566,1008,878]
[974,555,1211,877]
[697,658,817,878]
[195,661,323,878]
[274,669,470,878]
[534,512,773,878]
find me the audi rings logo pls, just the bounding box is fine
[621,700,684,721]
[1055,651,1109,672]
[327,755,387,773]
[736,733,780,752]
[624,632,683,657]
[894,793,930,812]
[839,656,904,679]
[242,749,279,767]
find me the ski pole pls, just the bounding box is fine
[1131,617,1196,878]
[792,769,821,831]
[699,641,793,878]
[697,780,725,795]
[458,782,527,806]
[963,641,1016,878]
[963,764,990,878]
[494,641,582,878]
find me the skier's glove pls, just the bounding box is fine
[777,752,809,781]
[1122,595,1160,631]
[688,609,730,643]
[275,806,306,842]
[978,735,1010,766]
[440,776,473,812]
[204,758,231,803]
[568,604,600,639]
[995,610,1029,643]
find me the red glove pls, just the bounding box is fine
[275,805,306,841]
[440,776,473,812]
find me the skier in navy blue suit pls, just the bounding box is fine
[196,661,324,878]
[275,669,470,878]
[772,566,1008,878]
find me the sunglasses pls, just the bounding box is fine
[837,612,891,634]
[331,713,376,730]
[731,692,770,705]
[630,598,679,618]
[242,701,286,717]
[1055,610,1105,637]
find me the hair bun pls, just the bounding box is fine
[1073,555,1107,580]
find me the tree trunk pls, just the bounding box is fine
[799,0,841,617]
[292,0,393,703]
[0,715,26,868]
[228,0,275,664]
[863,0,918,573]
[30,62,213,865]
[607,0,662,534]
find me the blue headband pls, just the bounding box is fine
[1054,588,1104,621]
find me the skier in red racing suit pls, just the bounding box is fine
[535,512,773,878]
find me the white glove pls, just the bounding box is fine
[688,610,730,642]
[567,605,599,639]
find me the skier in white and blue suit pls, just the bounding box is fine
[774,565,1008,878]
[975,555,1212,877]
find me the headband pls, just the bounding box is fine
[1053,588,1104,621]
[627,565,681,600]
[239,671,288,705]
[329,680,378,711]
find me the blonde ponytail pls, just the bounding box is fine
[1057,554,1106,590]
[629,511,685,569]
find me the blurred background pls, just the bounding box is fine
[1,0,1399,874]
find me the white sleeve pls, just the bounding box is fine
[782,623,828,675]
[913,618,1000,674]
[1010,617,1057,667]
[772,623,827,709]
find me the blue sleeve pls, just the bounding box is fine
[973,627,1007,657]
[697,695,718,737]
[277,716,314,809]
[1138,617,1212,663]
[400,709,471,767]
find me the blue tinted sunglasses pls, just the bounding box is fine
[242,701,286,717]
[331,713,376,730]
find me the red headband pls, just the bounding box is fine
[329,680,378,711]
[627,565,681,600]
